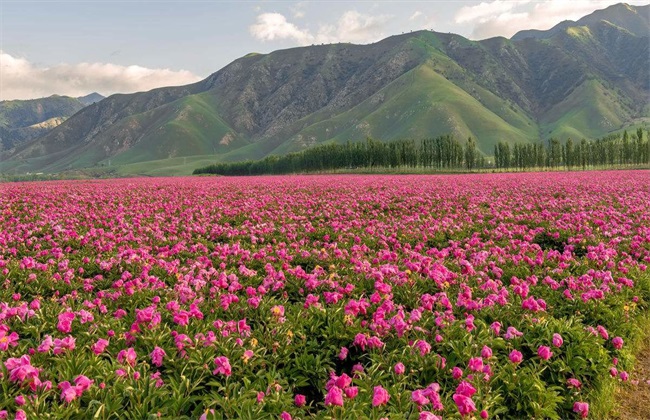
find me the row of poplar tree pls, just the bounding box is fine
[194,129,648,175]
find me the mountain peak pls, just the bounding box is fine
[512,2,649,40]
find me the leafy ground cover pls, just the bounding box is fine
[0,171,649,419]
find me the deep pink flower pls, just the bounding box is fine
[59,381,78,403]
[372,386,390,407]
[552,333,563,348]
[573,401,589,418]
[481,346,493,359]
[468,357,483,372]
[294,394,306,407]
[509,350,523,364]
[213,356,232,376]
[150,346,166,367]
[117,347,137,366]
[345,386,359,399]
[91,338,109,355]
[324,386,344,406]
[0,330,19,351]
[456,381,477,397]
[453,393,477,416]
[394,362,406,375]
[612,337,624,349]
[537,346,553,360]
[419,412,442,420]
[57,311,75,333]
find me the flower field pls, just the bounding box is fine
[1,171,649,419]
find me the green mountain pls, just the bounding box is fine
[2,3,648,174]
[0,93,104,153]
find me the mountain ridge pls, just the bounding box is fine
[2,3,648,174]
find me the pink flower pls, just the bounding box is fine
[453,393,477,416]
[14,395,25,406]
[338,347,348,360]
[0,330,19,351]
[91,338,109,355]
[552,333,563,348]
[372,386,390,407]
[294,394,306,407]
[53,336,76,355]
[480,409,489,419]
[567,378,582,388]
[37,335,53,353]
[612,337,624,350]
[481,346,493,359]
[468,357,483,372]
[271,305,285,317]
[456,381,477,397]
[452,367,464,379]
[59,381,78,403]
[57,311,75,333]
[344,386,358,399]
[117,347,137,366]
[257,391,265,403]
[537,346,553,360]
[150,346,166,367]
[509,350,523,364]
[75,375,94,392]
[280,412,292,420]
[15,411,26,420]
[213,356,232,376]
[573,401,589,418]
[324,386,344,406]
[394,362,406,375]
[419,412,442,420]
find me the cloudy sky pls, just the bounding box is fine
[1,0,646,100]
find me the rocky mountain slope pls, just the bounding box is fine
[2,3,648,174]
[0,94,104,153]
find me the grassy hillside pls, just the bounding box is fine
[2,3,647,174]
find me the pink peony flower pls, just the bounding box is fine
[294,394,306,407]
[213,356,232,376]
[57,311,75,333]
[509,350,523,364]
[552,333,563,348]
[537,346,553,360]
[468,357,484,372]
[59,381,78,403]
[481,346,493,359]
[0,330,19,351]
[345,386,358,399]
[394,362,406,375]
[117,347,137,366]
[91,338,109,355]
[453,393,477,416]
[612,337,624,349]
[150,346,166,367]
[324,386,344,406]
[372,386,390,407]
[573,401,589,418]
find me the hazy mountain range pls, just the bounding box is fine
[0,93,104,152]
[1,3,648,175]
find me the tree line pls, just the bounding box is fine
[193,129,648,176]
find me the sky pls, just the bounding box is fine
[1,0,647,100]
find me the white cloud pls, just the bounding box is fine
[0,50,201,101]
[249,12,314,44]
[250,10,391,46]
[454,0,648,39]
[409,11,423,21]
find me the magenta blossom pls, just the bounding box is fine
[537,346,553,360]
[509,350,523,364]
[324,386,344,406]
[213,356,232,376]
[452,393,477,416]
[372,386,390,407]
[573,401,589,418]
